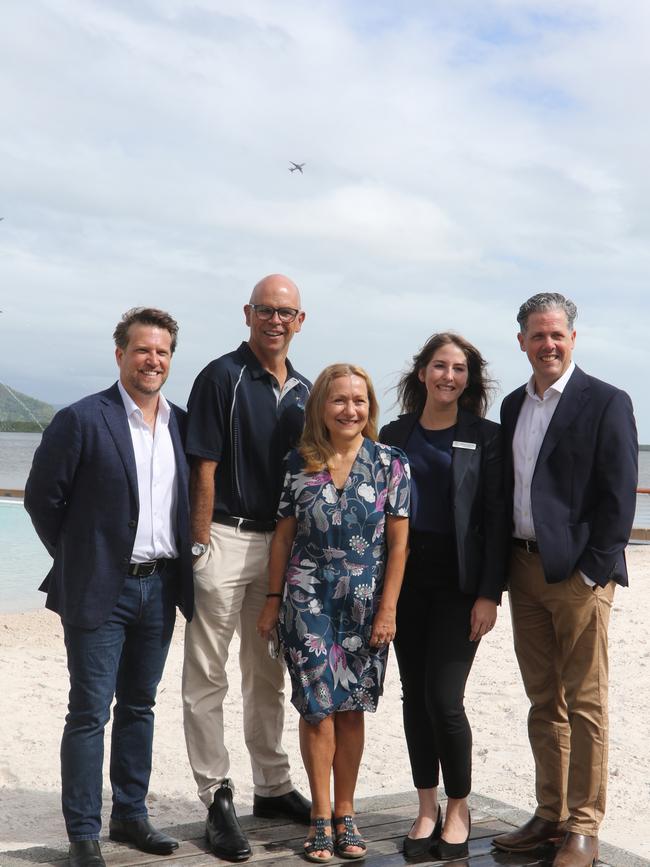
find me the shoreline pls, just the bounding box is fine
[1,546,649,858]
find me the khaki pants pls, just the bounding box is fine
[182,522,293,807]
[508,547,614,835]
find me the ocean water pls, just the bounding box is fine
[1,432,649,613]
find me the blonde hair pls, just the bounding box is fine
[300,364,379,473]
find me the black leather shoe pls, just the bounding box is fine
[403,805,443,858]
[207,779,252,862]
[436,811,471,861]
[253,788,311,824]
[69,840,105,867]
[109,817,179,855]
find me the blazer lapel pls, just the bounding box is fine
[100,384,139,505]
[451,410,480,493]
[168,407,189,493]
[536,367,590,469]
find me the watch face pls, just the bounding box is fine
[192,543,207,556]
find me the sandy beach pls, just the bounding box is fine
[1,545,648,860]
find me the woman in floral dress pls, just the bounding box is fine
[258,363,409,862]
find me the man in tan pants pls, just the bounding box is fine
[183,275,311,862]
[493,293,637,867]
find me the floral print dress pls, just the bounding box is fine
[277,438,410,724]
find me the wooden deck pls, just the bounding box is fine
[1,793,647,867]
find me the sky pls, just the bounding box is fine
[1,0,649,438]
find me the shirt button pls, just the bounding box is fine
[128,520,136,528]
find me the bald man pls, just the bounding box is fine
[182,275,311,861]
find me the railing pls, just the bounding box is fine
[631,488,650,541]
[3,489,650,538]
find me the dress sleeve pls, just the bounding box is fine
[385,447,410,517]
[276,451,297,519]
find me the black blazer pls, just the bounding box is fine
[500,366,638,587]
[379,409,506,602]
[24,383,194,628]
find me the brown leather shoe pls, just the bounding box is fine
[552,832,598,867]
[492,815,567,852]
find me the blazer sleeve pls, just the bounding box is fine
[24,406,83,557]
[478,422,507,602]
[577,389,638,581]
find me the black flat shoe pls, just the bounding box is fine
[109,817,179,855]
[403,805,443,858]
[436,811,471,861]
[206,779,252,862]
[253,788,311,824]
[68,840,105,867]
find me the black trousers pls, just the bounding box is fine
[393,531,478,798]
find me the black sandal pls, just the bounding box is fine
[304,817,333,863]
[333,815,367,860]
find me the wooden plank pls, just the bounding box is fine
[0,795,640,867]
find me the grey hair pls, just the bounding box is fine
[517,293,577,333]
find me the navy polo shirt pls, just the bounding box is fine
[186,342,311,522]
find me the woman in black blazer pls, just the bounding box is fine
[379,332,506,861]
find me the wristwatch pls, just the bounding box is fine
[191,542,208,557]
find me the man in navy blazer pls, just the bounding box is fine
[492,294,637,867]
[25,308,193,867]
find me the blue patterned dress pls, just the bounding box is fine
[277,438,410,724]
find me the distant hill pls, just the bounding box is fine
[0,383,55,431]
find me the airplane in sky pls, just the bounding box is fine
[289,162,305,173]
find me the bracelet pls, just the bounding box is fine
[266,592,283,598]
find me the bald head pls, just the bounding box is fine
[250,274,301,309]
[245,273,305,363]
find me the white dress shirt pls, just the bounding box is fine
[511,362,594,586]
[118,381,178,563]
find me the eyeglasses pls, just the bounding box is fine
[250,304,300,323]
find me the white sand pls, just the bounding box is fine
[1,545,648,859]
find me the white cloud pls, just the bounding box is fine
[0,0,648,436]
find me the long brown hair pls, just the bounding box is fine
[397,332,495,418]
[300,364,379,473]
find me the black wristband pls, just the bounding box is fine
[266,592,283,598]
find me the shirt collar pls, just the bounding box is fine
[239,341,296,381]
[117,380,170,422]
[525,361,575,401]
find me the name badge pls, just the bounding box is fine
[452,441,477,450]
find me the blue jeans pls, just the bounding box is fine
[61,565,176,841]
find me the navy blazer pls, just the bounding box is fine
[24,383,194,628]
[379,409,507,602]
[500,366,638,587]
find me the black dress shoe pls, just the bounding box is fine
[436,811,471,861]
[403,805,443,858]
[68,840,105,867]
[109,817,179,855]
[253,788,311,824]
[207,779,252,862]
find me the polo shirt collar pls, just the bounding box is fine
[238,341,297,381]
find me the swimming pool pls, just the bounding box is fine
[0,500,52,612]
